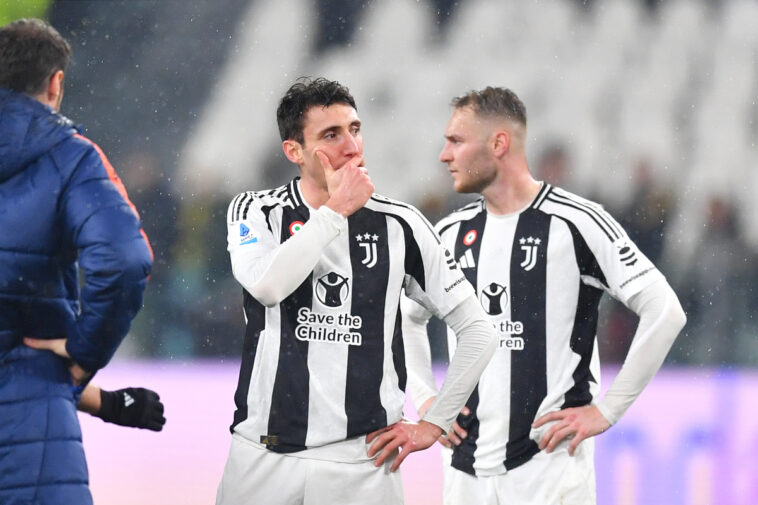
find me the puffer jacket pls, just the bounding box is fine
[0,88,152,504]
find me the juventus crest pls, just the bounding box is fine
[355,232,379,268]
[519,236,542,271]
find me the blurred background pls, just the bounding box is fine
[3,0,757,503]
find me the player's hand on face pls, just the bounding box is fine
[317,150,373,217]
[366,419,443,472]
[532,405,611,456]
[23,337,91,385]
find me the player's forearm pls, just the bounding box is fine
[232,206,346,307]
[78,384,102,415]
[402,307,438,412]
[422,296,497,431]
[597,279,686,425]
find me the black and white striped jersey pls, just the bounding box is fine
[226,177,473,454]
[438,183,663,476]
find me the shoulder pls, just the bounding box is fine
[365,193,434,228]
[534,185,624,244]
[227,179,301,223]
[435,199,485,235]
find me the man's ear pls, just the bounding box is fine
[492,130,510,158]
[282,139,303,164]
[47,70,64,111]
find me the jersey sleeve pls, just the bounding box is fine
[62,138,153,372]
[226,192,280,281]
[402,211,474,318]
[570,198,664,305]
[226,193,346,306]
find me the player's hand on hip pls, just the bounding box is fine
[317,150,373,217]
[24,337,91,386]
[366,419,443,472]
[532,405,610,456]
[443,406,471,448]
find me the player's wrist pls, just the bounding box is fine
[419,419,444,439]
[323,198,351,218]
[95,388,120,422]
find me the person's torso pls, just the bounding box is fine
[439,184,660,475]
[0,89,81,351]
[231,181,458,454]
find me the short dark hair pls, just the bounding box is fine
[0,18,72,96]
[276,77,357,144]
[451,87,527,128]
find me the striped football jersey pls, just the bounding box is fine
[226,177,473,453]
[438,183,663,476]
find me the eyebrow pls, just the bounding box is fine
[315,120,362,138]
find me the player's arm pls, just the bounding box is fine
[229,152,372,307]
[420,296,496,434]
[26,140,152,382]
[228,203,347,307]
[369,295,497,470]
[78,384,166,431]
[401,295,438,413]
[401,283,478,448]
[534,278,686,455]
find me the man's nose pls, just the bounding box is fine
[440,144,452,163]
[343,132,359,155]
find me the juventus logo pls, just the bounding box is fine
[355,232,379,268]
[519,236,542,271]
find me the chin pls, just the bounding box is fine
[453,181,477,194]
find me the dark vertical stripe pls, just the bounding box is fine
[562,221,604,408]
[450,209,487,475]
[391,308,406,392]
[267,206,312,453]
[345,209,390,437]
[231,290,265,432]
[506,208,550,470]
[396,217,426,291]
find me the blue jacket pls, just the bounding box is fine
[0,88,152,504]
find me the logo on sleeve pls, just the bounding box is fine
[615,240,638,266]
[444,248,458,271]
[239,222,258,245]
[518,236,541,271]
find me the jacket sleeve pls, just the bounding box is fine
[61,137,153,372]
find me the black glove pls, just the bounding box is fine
[96,387,166,432]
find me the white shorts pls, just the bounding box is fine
[216,434,404,505]
[443,440,596,505]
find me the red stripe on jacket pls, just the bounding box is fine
[74,134,154,261]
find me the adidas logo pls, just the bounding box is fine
[458,249,476,269]
[123,392,135,407]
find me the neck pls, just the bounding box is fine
[298,171,330,209]
[481,161,542,215]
